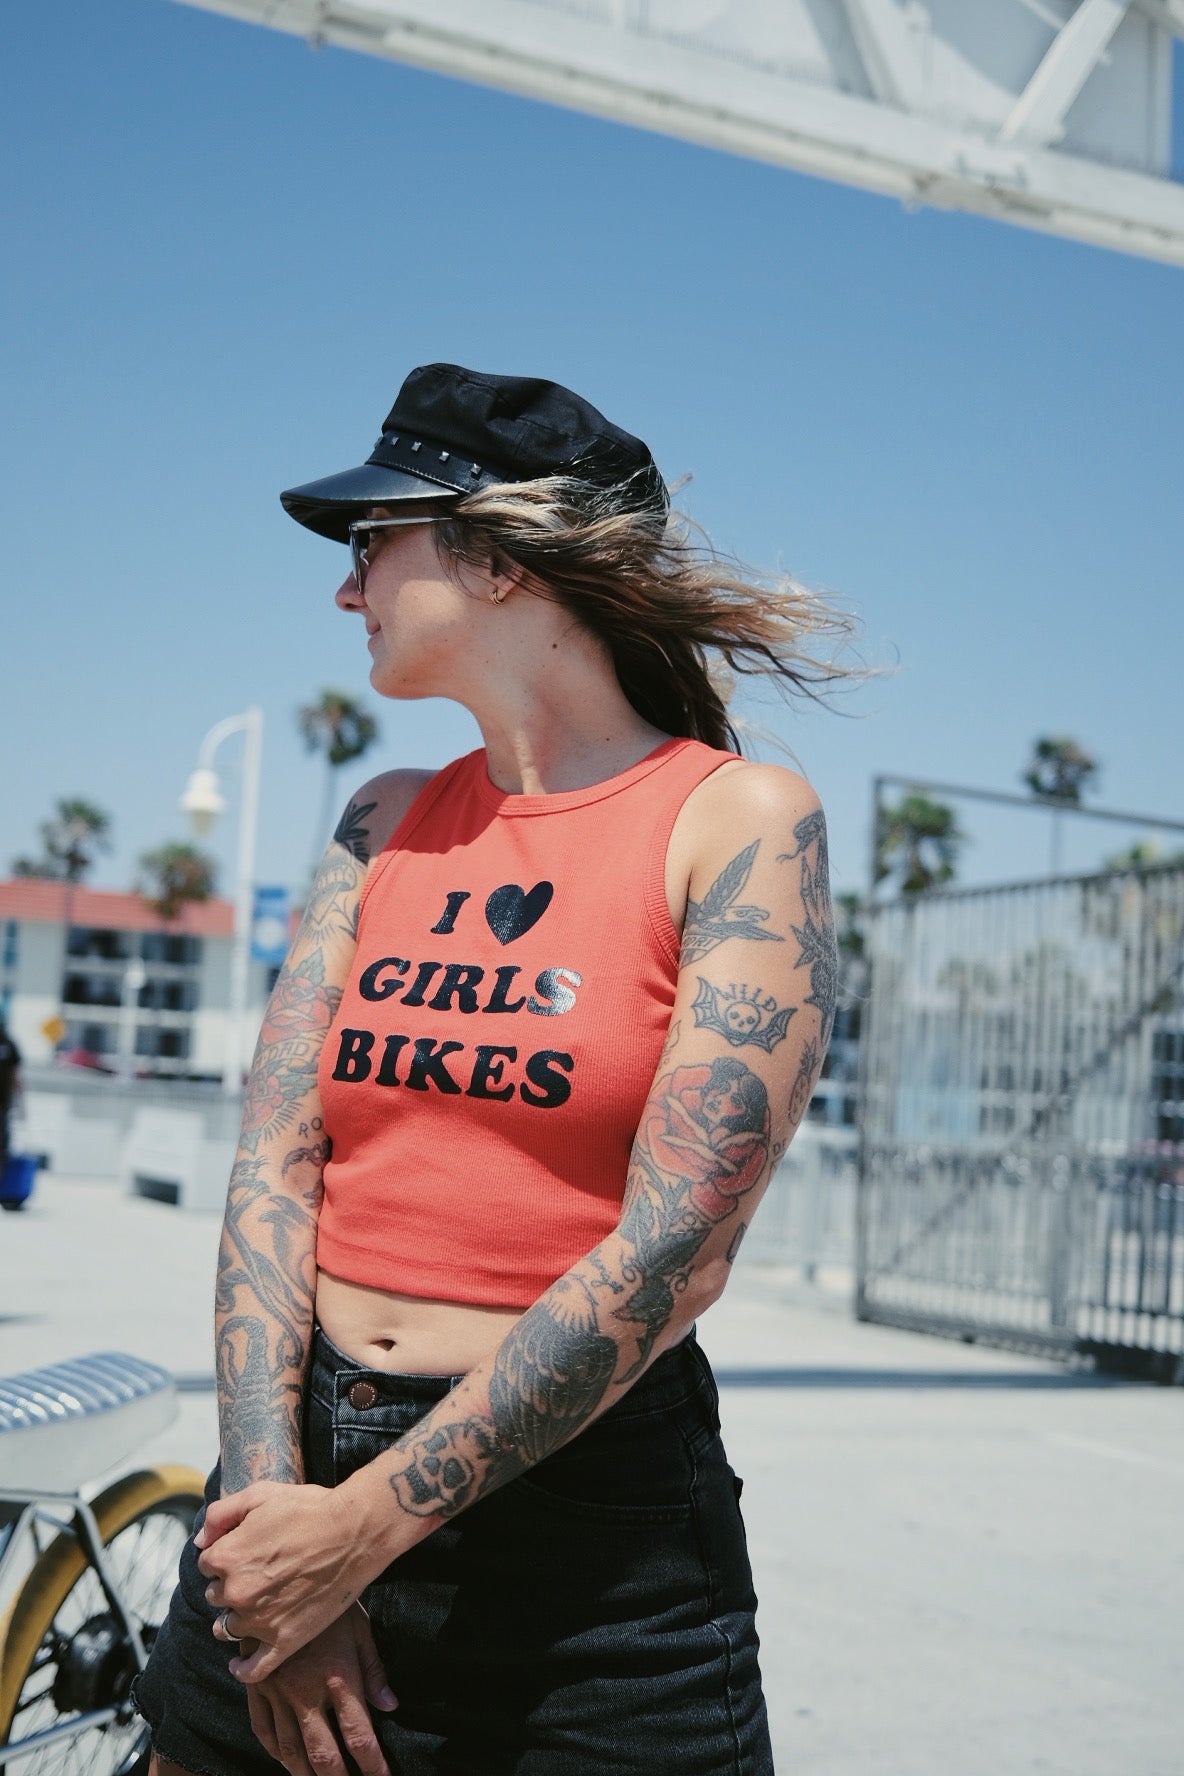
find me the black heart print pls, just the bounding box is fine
[484,881,554,945]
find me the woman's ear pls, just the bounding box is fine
[488,550,528,596]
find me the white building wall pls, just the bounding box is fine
[2,915,274,1083]
[6,922,66,1064]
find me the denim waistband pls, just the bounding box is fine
[309,1320,710,1424]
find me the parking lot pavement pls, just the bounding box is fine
[2,1173,1180,1774]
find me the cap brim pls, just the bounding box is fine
[279,463,460,542]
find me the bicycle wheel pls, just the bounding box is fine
[0,1463,204,1776]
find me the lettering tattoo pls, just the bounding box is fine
[681,841,784,963]
[384,1056,770,1520]
[692,977,796,1051]
[779,810,837,1050]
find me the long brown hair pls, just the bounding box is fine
[434,470,860,752]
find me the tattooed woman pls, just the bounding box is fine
[135,364,852,1776]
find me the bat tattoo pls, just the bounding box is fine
[692,977,797,1051]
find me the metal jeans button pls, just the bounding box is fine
[348,1380,379,1410]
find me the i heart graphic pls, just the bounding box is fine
[484,881,554,944]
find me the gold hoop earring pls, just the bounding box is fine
[489,584,506,606]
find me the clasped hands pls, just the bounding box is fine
[196,1481,409,1776]
[196,1477,388,1682]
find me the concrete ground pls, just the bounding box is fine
[1,1173,1180,1775]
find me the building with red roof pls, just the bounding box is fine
[0,879,276,1082]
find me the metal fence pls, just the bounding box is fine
[856,861,1184,1382]
[745,1125,857,1275]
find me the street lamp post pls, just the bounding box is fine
[117,957,147,1084]
[180,708,264,1096]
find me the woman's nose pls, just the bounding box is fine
[336,574,363,611]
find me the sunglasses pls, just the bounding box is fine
[348,515,446,595]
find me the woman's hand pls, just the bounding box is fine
[196,1480,386,1679]
[241,1604,398,1776]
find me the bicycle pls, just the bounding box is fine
[0,1351,204,1773]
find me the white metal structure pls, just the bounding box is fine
[172,0,1184,265]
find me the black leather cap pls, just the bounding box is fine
[280,362,667,543]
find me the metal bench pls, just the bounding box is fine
[0,1353,179,1494]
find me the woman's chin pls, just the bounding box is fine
[369,664,423,702]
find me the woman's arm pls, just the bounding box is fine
[198,763,836,1676]
[215,790,378,1493]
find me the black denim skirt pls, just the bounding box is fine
[133,1326,772,1775]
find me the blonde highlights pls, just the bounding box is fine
[434,472,860,752]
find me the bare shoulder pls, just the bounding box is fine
[679,758,823,867]
[333,767,437,865]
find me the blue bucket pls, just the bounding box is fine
[1,1154,39,1208]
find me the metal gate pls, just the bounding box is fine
[856,862,1184,1382]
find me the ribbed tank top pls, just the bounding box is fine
[316,736,739,1307]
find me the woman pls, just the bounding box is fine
[136,363,848,1776]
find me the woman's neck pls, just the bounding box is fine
[467,682,669,797]
[444,590,670,795]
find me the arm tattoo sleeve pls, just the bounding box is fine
[215,814,368,1492]
[383,1055,771,1521]
[216,1155,322,1490]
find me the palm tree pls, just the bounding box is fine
[1022,736,1098,874]
[138,843,217,922]
[298,690,380,873]
[1022,736,1098,805]
[874,792,964,897]
[12,797,112,881]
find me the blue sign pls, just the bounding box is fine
[251,886,291,966]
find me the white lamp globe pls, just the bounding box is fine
[180,768,226,836]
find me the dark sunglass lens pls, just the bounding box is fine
[351,529,368,591]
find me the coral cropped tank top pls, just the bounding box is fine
[316,736,739,1307]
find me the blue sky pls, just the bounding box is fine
[2,0,1182,905]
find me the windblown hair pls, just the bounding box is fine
[434,470,860,752]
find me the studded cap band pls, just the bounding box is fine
[365,431,508,496]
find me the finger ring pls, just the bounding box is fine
[216,1608,241,1646]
